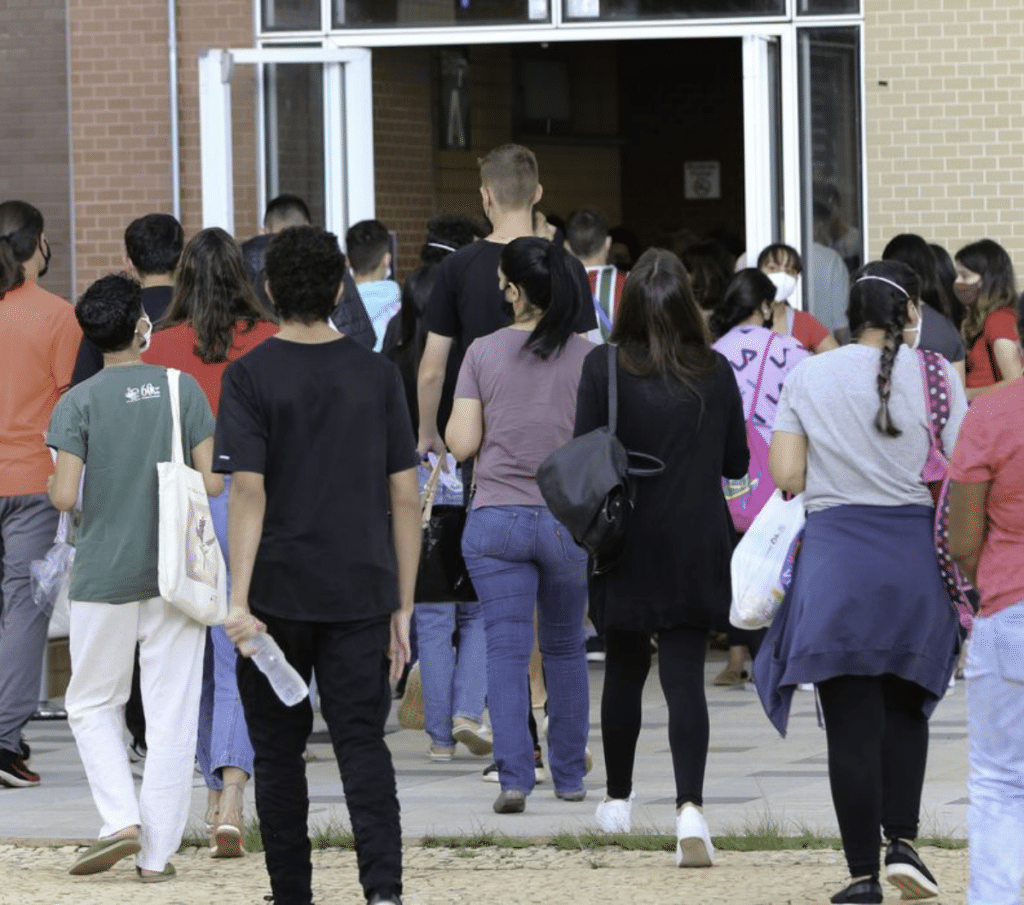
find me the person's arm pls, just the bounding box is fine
[416,331,453,456]
[573,354,604,437]
[952,359,967,386]
[722,375,750,479]
[949,479,990,586]
[813,334,839,354]
[445,398,483,462]
[222,471,268,650]
[387,466,420,682]
[191,436,224,497]
[769,430,808,495]
[48,449,84,512]
[966,337,1023,401]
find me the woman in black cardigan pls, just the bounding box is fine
[575,248,748,866]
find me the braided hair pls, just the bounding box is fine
[847,260,920,438]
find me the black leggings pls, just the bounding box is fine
[817,674,929,878]
[601,624,708,808]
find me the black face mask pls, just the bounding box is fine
[38,238,51,279]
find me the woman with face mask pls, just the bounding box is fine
[953,239,1023,401]
[708,269,810,686]
[757,244,839,355]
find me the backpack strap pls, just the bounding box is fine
[917,349,951,455]
[747,333,776,427]
[607,343,618,436]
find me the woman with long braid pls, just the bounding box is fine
[755,260,965,904]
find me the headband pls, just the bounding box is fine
[855,274,910,299]
[426,241,456,253]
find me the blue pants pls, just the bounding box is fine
[462,505,589,795]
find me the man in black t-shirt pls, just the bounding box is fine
[218,226,419,905]
[416,144,597,453]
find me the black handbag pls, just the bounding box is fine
[415,457,477,603]
[537,344,664,574]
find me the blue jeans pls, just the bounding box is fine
[196,477,254,788]
[414,602,486,748]
[462,505,589,795]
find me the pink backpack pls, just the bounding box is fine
[722,335,777,533]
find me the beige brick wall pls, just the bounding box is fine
[865,1,1024,268]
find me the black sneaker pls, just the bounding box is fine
[830,877,882,904]
[18,740,30,764]
[585,636,605,662]
[885,838,939,899]
[0,748,40,787]
[481,753,548,784]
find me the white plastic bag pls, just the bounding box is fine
[729,490,806,630]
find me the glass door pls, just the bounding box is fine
[742,34,783,264]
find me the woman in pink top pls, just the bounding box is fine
[950,324,1024,903]
[446,238,593,815]
[144,228,276,857]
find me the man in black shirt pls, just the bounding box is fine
[219,226,419,905]
[416,144,597,454]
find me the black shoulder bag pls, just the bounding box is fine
[537,344,664,574]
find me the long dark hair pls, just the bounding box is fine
[710,268,776,339]
[611,248,716,392]
[881,233,955,319]
[847,260,919,437]
[955,239,1017,346]
[0,201,44,299]
[160,227,269,363]
[499,237,583,360]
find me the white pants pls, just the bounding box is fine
[966,603,1024,905]
[66,597,205,871]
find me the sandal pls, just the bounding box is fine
[136,863,176,883]
[210,781,246,858]
[69,830,141,876]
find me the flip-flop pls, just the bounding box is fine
[136,863,176,883]
[211,823,245,858]
[68,835,141,875]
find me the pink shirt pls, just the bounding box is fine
[454,328,593,509]
[948,377,1024,616]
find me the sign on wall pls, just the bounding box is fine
[684,160,721,199]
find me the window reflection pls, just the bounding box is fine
[796,0,859,14]
[334,0,548,27]
[262,0,320,31]
[563,0,783,20]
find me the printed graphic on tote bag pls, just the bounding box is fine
[186,496,219,589]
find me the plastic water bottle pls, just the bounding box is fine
[245,632,308,706]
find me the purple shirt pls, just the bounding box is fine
[455,328,594,509]
[712,325,809,446]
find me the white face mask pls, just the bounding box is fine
[904,305,923,351]
[766,271,798,302]
[139,315,153,352]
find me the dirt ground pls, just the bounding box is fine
[0,842,969,905]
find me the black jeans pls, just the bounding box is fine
[817,673,929,878]
[602,624,709,807]
[238,612,401,905]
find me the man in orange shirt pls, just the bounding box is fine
[0,200,81,787]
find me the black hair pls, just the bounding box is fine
[418,215,482,267]
[954,238,1017,346]
[345,219,391,275]
[264,226,346,325]
[499,237,583,360]
[929,242,963,328]
[160,228,269,363]
[710,268,777,339]
[263,194,311,231]
[565,208,609,260]
[881,233,954,319]
[756,243,803,276]
[124,213,184,276]
[847,260,919,438]
[76,273,144,353]
[611,248,716,393]
[0,200,44,298]
[677,240,734,313]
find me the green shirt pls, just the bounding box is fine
[47,364,216,604]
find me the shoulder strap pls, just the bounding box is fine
[747,333,775,426]
[607,344,618,435]
[166,368,184,465]
[917,349,950,453]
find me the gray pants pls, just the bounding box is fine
[0,494,59,753]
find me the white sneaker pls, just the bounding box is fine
[595,793,634,833]
[675,804,714,867]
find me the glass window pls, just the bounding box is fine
[334,0,550,28]
[264,63,326,226]
[562,0,783,21]
[796,0,859,14]
[798,26,862,338]
[262,0,321,31]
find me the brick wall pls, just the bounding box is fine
[0,0,73,299]
[865,1,1024,267]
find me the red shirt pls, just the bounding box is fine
[790,308,830,353]
[965,306,1019,389]
[949,377,1024,616]
[144,320,278,415]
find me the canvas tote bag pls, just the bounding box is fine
[157,368,228,625]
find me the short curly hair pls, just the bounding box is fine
[264,226,346,325]
[76,273,144,352]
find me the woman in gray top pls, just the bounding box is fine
[759,260,965,905]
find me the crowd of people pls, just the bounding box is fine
[0,140,1022,905]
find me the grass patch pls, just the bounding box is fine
[180,816,264,853]
[421,832,534,850]
[312,821,355,850]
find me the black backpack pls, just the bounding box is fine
[537,345,664,574]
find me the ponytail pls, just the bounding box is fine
[0,201,44,300]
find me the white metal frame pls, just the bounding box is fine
[198,46,374,239]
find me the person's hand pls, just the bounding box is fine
[224,605,265,653]
[388,609,412,683]
[416,433,447,459]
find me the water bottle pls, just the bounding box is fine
[245,632,308,706]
